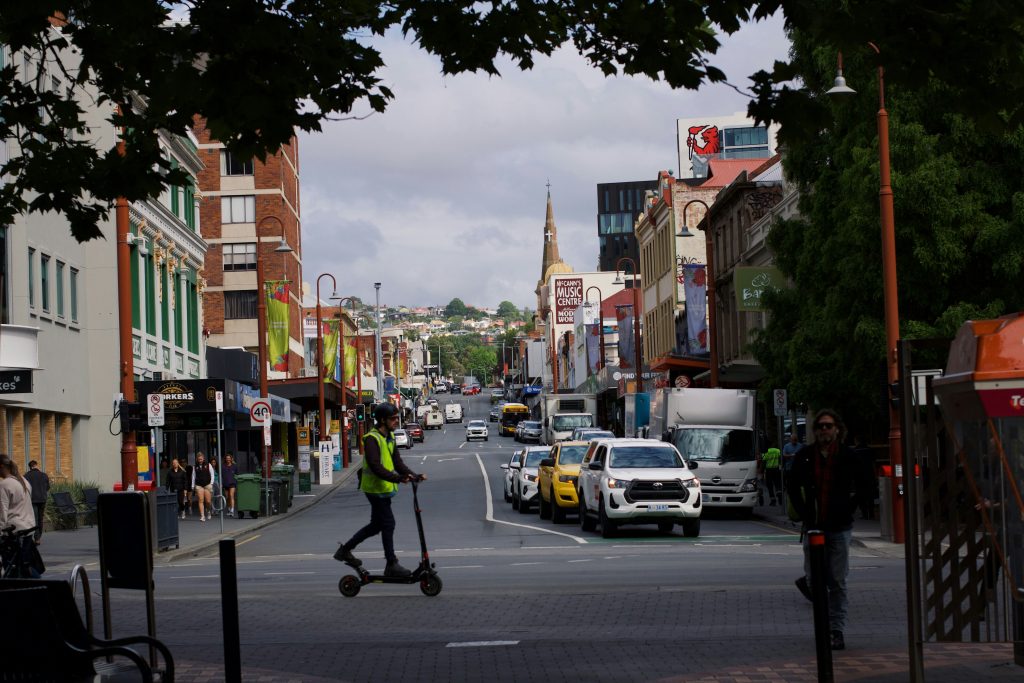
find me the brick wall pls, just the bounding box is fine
[58,416,73,478]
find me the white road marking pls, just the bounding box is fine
[438,458,463,462]
[446,641,519,648]
[458,442,467,449]
[264,571,315,576]
[442,565,484,569]
[511,562,542,566]
[568,559,592,563]
[474,454,588,545]
[169,574,219,579]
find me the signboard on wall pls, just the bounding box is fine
[733,267,784,312]
[554,278,584,325]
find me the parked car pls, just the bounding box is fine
[466,420,489,441]
[571,427,607,440]
[405,422,425,442]
[537,441,590,523]
[490,388,505,404]
[577,438,701,538]
[512,446,550,513]
[489,406,501,422]
[578,430,615,443]
[517,420,543,443]
[500,449,524,503]
[393,429,413,449]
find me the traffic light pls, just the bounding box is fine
[118,400,143,432]
[355,404,366,422]
[888,381,901,410]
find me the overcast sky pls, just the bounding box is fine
[298,15,791,311]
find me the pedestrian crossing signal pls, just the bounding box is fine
[355,404,366,422]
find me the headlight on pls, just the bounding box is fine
[739,478,759,493]
[524,474,538,482]
[558,474,577,483]
[606,477,631,489]
[682,478,700,488]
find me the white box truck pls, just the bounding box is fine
[540,393,597,445]
[649,388,759,514]
[444,402,464,423]
[424,406,444,430]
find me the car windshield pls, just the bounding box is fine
[557,445,588,465]
[524,449,549,467]
[522,421,540,430]
[609,446,682,468]
[581,431,614,441]
[468,421,486,428]
[552,415,594,431]
[671,428,756,462]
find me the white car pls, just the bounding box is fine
[517,421,543,443]
[393,429,412,449]
[466,420,489,441]
[577,438,701,538]
[500,449,523,503]
[511,446,551,514]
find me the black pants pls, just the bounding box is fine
[175,489,187,514]
[344,494,397,562]
[765,468,782,504]
[31,502,45,541]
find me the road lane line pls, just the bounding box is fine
[264,571,315,576]
[169,575,219,579]
[442,565,484,569]
[446,641,519,648]
[459,442,467,449]
[568,559,592,563]
[474,453,588,545]
[235,534,261,547]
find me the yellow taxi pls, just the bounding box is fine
[537,441,590,523]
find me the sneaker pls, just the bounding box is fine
[200,516,206,523]
[180,512,186,520]
[830,630,845,650]
[333,547,361,566]
[384,560,412,578]
[795,576,813,603]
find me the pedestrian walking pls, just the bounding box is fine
[192,452,215,522]
[761,446,782,506]
[786,408,872,651]
[782,431,801,473]
[23,460,49,543]
[222,454,238,517]
[334,403,425,577]
[167,459,189,519]
[0,455,35,533]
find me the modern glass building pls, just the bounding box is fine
[595,180,657,272]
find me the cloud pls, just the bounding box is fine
[298,14,790,309]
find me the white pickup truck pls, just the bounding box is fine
[577,438,701,539]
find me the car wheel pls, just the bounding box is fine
[682,518,701,538]
[552,496,567,524]
[518,493,531,514]
[599,499,617,538]
[504,487,512,503]
[512,489,520,510]
[657,521,674,534]
[485,437,488,441]
[539,490,552,520]
[579,496,596,532]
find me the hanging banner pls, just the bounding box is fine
[616,305,634,369]
[322,319,340,383]
[266,280,291,371]
[344,340,357,387]
[586,323,601,376]
[682,264,708,354]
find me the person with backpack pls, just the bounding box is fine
[786,408,872,651]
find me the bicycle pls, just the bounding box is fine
[0,525,43,578]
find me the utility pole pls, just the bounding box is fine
[374,282,383,400]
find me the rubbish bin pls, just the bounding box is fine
[259,482,278,516]
[272,465,295,509]
[878,476,893,541]
[298,471,311,493]
[236,474,262,519]
[154,488,179,551]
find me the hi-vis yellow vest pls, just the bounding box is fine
[360,428,398,494]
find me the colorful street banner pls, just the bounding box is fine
[322,319,340,383]
[586,323,601,376]
[344,339,357,387]
[682,264,708,354]
[266,280,290,371]
[616,305,634,369]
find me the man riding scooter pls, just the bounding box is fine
[334,402,426,577]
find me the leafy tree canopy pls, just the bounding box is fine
[3,2,1021,241]
[444,298,468,317]
[497,300,519,318]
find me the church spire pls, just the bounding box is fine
[540,181,561,283]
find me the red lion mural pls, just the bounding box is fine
[686,124,720,160]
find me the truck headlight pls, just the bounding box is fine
[682,478,700,488]
[739,478,758,493]
[558,475,577,483]
[524,474,537,482]
[606,478,631,489]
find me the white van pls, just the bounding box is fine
[424,408,444,430]
[444,403,464,424]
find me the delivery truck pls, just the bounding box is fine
[540,393,597,445]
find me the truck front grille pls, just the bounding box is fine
[625,480,689,504]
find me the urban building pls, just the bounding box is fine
[676,111,777,179]
[596,180,657,271]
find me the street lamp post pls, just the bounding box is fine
[682,199,717,387]
[336,297,360,466]
[827,45,904,544]
[374,283,383,400]
[539,307,558,392]
[315,273,339,461]
[614,258,643,392]
[586,285,606,371]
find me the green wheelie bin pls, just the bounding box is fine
[235,473,262,518]
[272,464,295,509]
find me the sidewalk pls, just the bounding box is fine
[752,499,905,558]
[37,456,362,572]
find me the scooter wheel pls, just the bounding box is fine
[420,574,443,597]
[339,575,361,597]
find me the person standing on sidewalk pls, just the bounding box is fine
[167,459,189,519]
[334,403,425,577]
[787,408,872,651]
[222,454,238,517]
[192,452,214,522]
[761,446,782,506]
[23,461,49,544]
[782,431,801,473]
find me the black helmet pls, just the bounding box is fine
[372,402,400,423]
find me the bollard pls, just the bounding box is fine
[220,539,242,683]
[807,529,834,682]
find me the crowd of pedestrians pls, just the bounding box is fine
[163,451,241,520]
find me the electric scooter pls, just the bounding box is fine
[338,477,443,597]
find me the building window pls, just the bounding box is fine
[55,260,64,317]
[223,243,257,271]
[221,195,255,224]
[220,151,254,176]
[27,247,35,308]
[40,254,50,312]
[224,290,257,320]
[723,126,768,148]
[68,268,79,323]
[38,414,46,470]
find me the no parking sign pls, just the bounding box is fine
[773,389,788,417]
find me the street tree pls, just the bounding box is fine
[444,298,468,318]
[497,300,519,319]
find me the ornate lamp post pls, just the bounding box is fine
[586,285,606,371]
[681,199,717,387]
[827,45,904,543]
[335,297,360,466]
[613,257,643,391]
[315,273,339,460]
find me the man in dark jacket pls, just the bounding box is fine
[23,460,49,543]
[786,408,872,652]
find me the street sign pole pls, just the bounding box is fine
[216,391,224,532]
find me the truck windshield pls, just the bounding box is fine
[552,415,593,431]
[556,445,588,465]
[671,428,755,462]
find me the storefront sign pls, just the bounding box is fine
[318,441,333,485]
[0,370,32,394]
[733,267,784,312]
[554,277,584,324]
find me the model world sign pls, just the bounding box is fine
[555,277,583,325]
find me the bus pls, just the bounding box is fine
[499,403,530,437]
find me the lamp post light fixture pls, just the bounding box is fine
[315,273,339,459]
[613,257,643,392]
[827,45,905,544]
[682,199,718,388]
[374,283,384,400]
[585,285,606,371]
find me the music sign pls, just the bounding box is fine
[554,277,583,324]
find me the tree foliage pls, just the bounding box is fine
[444,298,468,317]
[497,300,519,318]
[750,29,1024,426]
